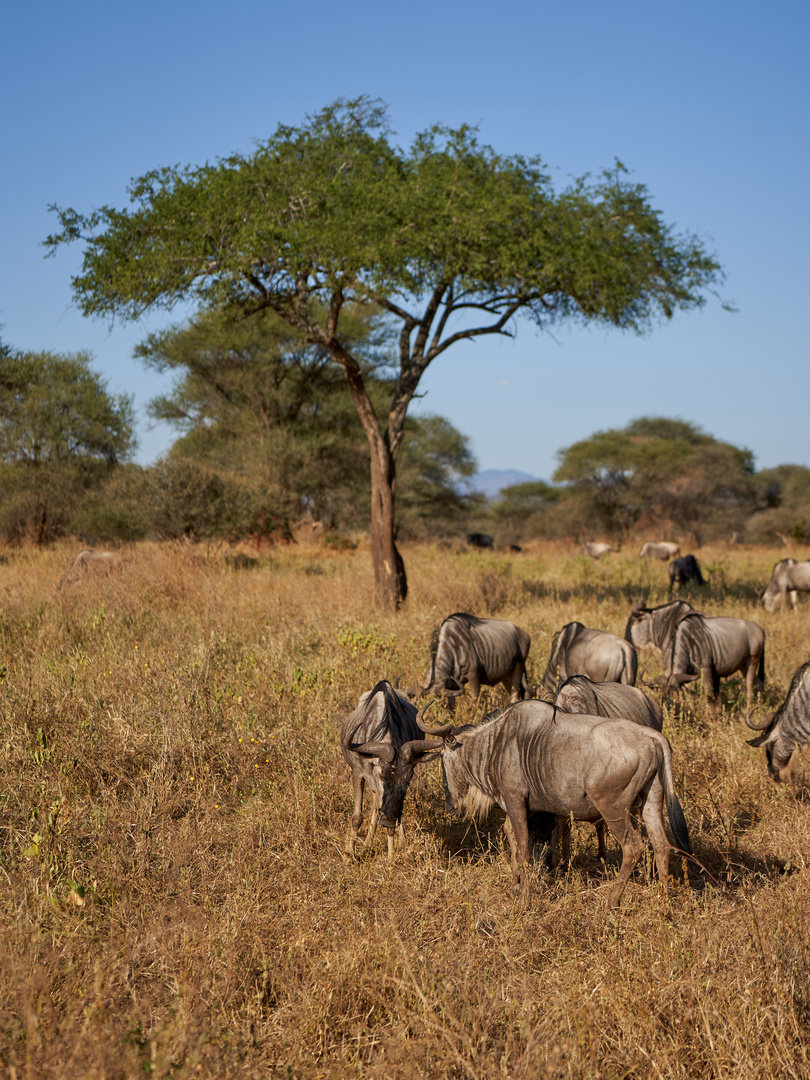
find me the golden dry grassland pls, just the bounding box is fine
[1,538,809,1079]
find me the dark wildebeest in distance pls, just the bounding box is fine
[553,675,664,863]
[668,554,706,592]
[467,533,494,549]
[540,622,637,695]
[745,660,810,782]
[413,613,531,710]
[639,541,681,561]
[341,681,439,860]
[625,599,765,707]
[761,558,810,611]
[408,699,692,908]
[580,541,613,559]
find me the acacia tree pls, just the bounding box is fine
[553,417,757,540]
[45,97,724,607]
[135,307,477,534]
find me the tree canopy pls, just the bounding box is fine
[0,350,134,542]
[45,96,725,605]
[134,307,477,537]
[552,417,757,541]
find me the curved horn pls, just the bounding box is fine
[744,708,776,732]
[416,698,456,737]
[401,738,445,761]
[350,741,396,763]
[392,673,402,688]
[631,594,646,614]
[442,675,466,698]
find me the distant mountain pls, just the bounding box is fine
[466,469,539,500]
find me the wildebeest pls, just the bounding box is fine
[745,660,810,782]
[340,681,439,859]
[761,558,810,611]
[540,622,637,694]
[553,675,664,863]
[625,599,765,706]
[668,554,706,592]
[580,541,613,559]
[58,549,121,589]
[414,613,531,708]
[555,675,663,730]
[467,533,494,549]
[639,541,681,561]
[409,700,692,907]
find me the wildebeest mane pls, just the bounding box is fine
[625,599,695,646]
[480,708,506,726]
[349,679,416,744]
[773,659,810,730]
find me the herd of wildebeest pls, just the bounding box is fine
[340,547,810,908]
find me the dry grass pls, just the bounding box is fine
[1,538,810,1078]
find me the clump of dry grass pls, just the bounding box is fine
[1,538,809,1077]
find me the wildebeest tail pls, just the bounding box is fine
[665,790,692,856]
[758,646,766,686]
[657,738,693,856]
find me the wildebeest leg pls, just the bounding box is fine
[745,656,758,706]
[640,778,671,889]
[346,773,366,857]
[790,590,798,609]
[702,666,718,705]
[503,798,531,894]
[595,820,608,862]
[386,827,395,861]
[467,675,481,700]
[362,798,380,851]
[395,819,406,851]
[597,802,644,909]
[504,664,525,703]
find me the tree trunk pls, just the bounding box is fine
[369,440,407,610]
[326,336,408,611]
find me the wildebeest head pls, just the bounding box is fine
[403,699,495,818]
[350,730,442,829]
[745,708,788,782]
[624,597,651,647]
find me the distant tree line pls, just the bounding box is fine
[489,417,810,547]
[1,329,807,549]
[0,316,480,545]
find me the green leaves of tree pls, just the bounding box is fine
[0,350,134,542]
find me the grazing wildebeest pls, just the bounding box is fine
[59,549,120,589]
[408,700,692,907]
[745,660,810,782]
[413,613,531,708]
[761,558,810,611]
[467,533,494,549]
[555,675,663,730]
[340,681,439,859]
[668,554,706,592]
[580,541,613,559]
[625,600,765,706]
[639,541,681,560]
[540,622,637,694]
[553,675,664,863]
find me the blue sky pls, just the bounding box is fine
[3,0,808,479]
